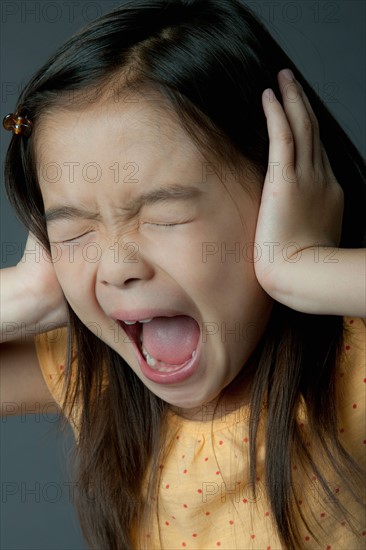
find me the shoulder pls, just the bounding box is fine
[34,327,81,437]
[34,327,70,406]
[34,327,110,441]
[337,317,366,465]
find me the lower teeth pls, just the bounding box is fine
[141,344,196,372]
[142,347,157,367]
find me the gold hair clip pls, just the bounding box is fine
[3,112,33,137]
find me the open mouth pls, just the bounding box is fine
[117,315,202,383]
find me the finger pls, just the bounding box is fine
[277,69,314,170]
[294,78,323,168]
[262,87,295,185]
[320,141,338,185]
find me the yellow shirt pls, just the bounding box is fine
[35,317,366,549]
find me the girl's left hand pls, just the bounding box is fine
[254,68,344,299]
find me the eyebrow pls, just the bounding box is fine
[44,184,204,223]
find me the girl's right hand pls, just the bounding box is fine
[1,233,68,343]
[16,232,69,330]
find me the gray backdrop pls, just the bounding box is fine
[1,1,365,549]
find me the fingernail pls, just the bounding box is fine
[264,88,275,102]
[282,69,294,81]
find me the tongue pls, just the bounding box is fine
[142,315,200,364]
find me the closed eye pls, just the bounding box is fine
[150,222,178,227]
[51,230,93,244]
[143,220,193,228]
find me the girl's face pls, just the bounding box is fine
[36,93,272,413]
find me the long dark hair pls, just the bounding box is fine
[4,1,365,548]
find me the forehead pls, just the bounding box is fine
[33,91,205,173]
[33,93,222,214]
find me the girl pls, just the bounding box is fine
[1,1,365,549]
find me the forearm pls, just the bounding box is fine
[0,266,65,343]
[265,247,366,317]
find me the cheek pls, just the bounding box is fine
[52,247,97,308]
[179,207,259,288]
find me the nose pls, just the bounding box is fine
[97,239,154,288]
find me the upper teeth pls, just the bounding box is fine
[123,318,153,325]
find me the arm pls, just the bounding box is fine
[0,338,58,417]
[1,233,68,416]
[254,69,366,318]
[256,247,365,317]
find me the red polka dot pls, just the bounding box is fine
[229,520,234,525]
[312,476,317,481]
[362,531,366,536]
[165,484,170,489]
[183,469,188,474]
[339,428,345,433]
[183,504,188,508]
[353,403,357,409]
[216,543,221,547]
[205,511,210,516]
[345,345,350,351]
[298,500,303,505]
[172,516,176,520]
[265,511,270,516]
[335,488,340,494]
[326,546,331,550]
[216,470,220,475]
[204,457,209,461]
[320,512,326,518]
[197,489,202,494]
[251,534,255,539]
[59,364,64,370]
[182,543,186,548]
[293,465,298,470]
[243,498,248,503]
[349,319,354,324]
[176,435,180,439]
[192,533,197,537]
[267,547,271,550]
[363,440,366,445]
[219,440,223,445]
[197,439,201,443]
[182,454,185,459]
[341,521,346,526]
[159,464,164,469]
[305,536,310,541]
[363,378,366,384]
[165,521,170,526]
[256,476,260,481]
[49,374,53,379]
[243,437,248,443]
